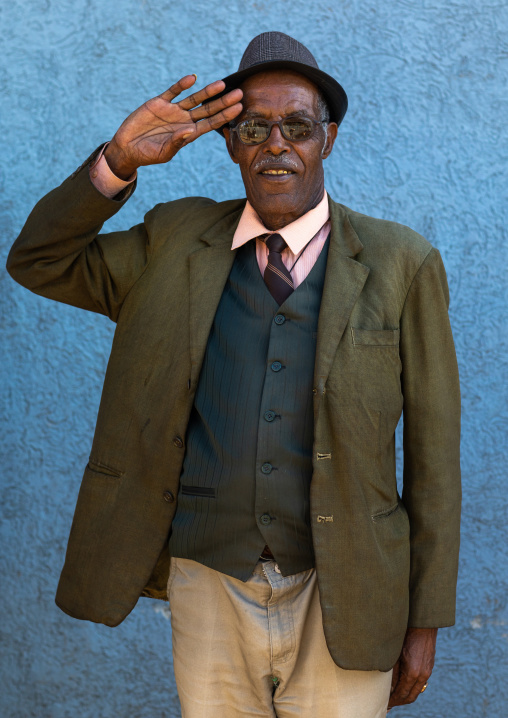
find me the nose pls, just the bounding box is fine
[263,123,290,155]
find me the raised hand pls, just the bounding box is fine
[104,75,243,179]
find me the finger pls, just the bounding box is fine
[193,102,243,138]
[404,679,429,705]
[159,74,198,103]
[178,79,227,111]
[170,125,196,148]
[189,89,243,122]
[388,658,433,706]
[387,671,420,707]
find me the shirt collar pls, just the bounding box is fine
[231,190,330,254]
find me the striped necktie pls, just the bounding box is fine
[263,233,294,305]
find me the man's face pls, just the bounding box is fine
[223,70,337,230]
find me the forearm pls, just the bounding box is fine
[6,147,147,319]
[400,248,461,626]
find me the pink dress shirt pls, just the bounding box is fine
[90,148,330,286]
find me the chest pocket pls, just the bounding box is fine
[351,328,399,347]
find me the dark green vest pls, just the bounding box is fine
[169,238,329,580]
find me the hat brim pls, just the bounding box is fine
[208,59,348,135]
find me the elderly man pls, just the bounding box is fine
[7,31,460,718]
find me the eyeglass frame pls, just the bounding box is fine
[227,115,326,145]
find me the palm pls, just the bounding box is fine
[109,75,243,173]
[116,97,196,166]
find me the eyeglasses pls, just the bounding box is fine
[228,116,324,145]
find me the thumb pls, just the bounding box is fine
[173,128,194,147]
[391,658,400,693]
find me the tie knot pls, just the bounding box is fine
[265,233,287,254]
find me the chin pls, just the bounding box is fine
[252,190,299,211]
[252,195,303,229]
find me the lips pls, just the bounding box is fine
[260,169,295,175]
[254,158,299,176]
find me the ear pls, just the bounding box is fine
[321,122,338,159]
[222,127,239,165]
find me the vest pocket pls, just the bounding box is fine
[181,485,216,498]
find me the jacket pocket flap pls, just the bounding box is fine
[351,328,400,347]
[371,502,400,521]
[87,459,124,478]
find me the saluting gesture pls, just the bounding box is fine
[105,75,243,179]
[7,32,462,718]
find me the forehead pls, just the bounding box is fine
[239,69,320,117]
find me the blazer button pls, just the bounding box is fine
[173,436,184,448]
[261,462,273,474]
[163,491,175,503]
[274,314,286,325]
[259,514,272,525]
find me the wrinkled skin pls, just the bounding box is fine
[105,74,243,179]
[223,69,337,229]
[388,627,437,709]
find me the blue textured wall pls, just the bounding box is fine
[1,1,507,716]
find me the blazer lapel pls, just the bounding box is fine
[314,200,370,390]
[188,207,244,385]
[187,197,369,390]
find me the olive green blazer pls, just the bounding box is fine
[7,151,461,672]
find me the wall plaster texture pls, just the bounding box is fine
[1,1,507,716]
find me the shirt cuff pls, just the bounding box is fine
[89,142,137,199]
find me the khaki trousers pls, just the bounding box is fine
[167,557,392,717]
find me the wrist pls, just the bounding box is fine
[104,141,137,181]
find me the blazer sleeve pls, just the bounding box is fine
[6,146,159,322]
[400,247,461,627]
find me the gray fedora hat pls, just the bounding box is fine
[211,31,348,133]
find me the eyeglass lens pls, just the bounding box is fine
[237,118,315,145]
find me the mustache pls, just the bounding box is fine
[253,157,299,172]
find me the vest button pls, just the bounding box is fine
[261,462,273,474]
[163,491,175,503]
[173,436,184,448]
[264,410,276,422]
[260,514,272,525]
[274,314,286,325]
[271,361,282,372]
